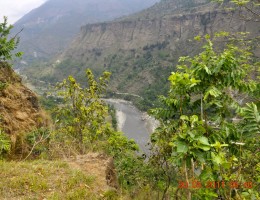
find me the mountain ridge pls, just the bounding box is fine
[22,0,259,109]
[13,0,159,63]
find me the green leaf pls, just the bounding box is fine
[176,141,188,153]
[196,126,206,134]
[194,35,201,41]
[204,86,222,100]
[0,129,11,155]
[169,142,174,147]
[241,103,260,135]
[241,192,250,197]
[193,150,206,163]
[222,162,231,169]
[180,115,189,121]
[211,152,223,165]
[188,131,195,138]
[190,115,199,124]
[198,136,210,146]
[200,168,215,182]
[204,65,211,74]
[198,145,211,151]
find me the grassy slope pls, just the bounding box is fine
[0,159,116,200]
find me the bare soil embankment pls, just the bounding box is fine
[0,62,50,150]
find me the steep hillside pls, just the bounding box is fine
[0,62,49,149]
[118,0,211,20]
[23,0,259,109]
[12,0,159,63]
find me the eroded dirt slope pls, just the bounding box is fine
[0,62,50,146]
[66,153,118,193]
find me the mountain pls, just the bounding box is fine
[12,0,159,63]
[22,0,259,110]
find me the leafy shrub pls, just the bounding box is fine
[0,16,23,61]
[25,128,50,158]
[149,35,259,199]
[55,69,111,146]
[108,104,117,130]
[0,81,7,92]
[0,128,11,157]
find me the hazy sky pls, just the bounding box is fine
[0,0,47,24]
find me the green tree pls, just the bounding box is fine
[53,69,149,193]
[0,16,23,61]
[213,0,260,21]
[149,35,259,199]
[0,16,21,158]
[55,69,111,150]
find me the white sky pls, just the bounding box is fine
[0,0,47,24]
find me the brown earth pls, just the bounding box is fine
[0,62,50,149]
[66,153,118,194]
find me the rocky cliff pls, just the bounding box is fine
[62,0,257,56]
[23,0,259,109]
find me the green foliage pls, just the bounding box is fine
[0,128,11,157]
[149,36,259,199]
[107,132,139,156]
[32,42,176,112]
[106,131,142,187]
[108,104,117,130]
[0,16,23,61]
[55,69,111,148]
[52,68,153,194]
[0,81,7,92]
[213,0,260,21]
[105,128,157,193]
[25,128,50,158]
[240,102,260,136]
[39,95,64,120]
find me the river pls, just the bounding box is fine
[105,99,158,154]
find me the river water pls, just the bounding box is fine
[105,99,158,154]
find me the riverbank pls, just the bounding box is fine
[105,98,158,154]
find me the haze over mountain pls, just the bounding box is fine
[13,0,159,63]
[22,0,259,109]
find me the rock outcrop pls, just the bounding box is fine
[62,2,257,58]
[54,0,258,94]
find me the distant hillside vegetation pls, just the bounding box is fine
[22,0,259,110]
[12,0,159,63]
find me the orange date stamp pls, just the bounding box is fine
[178,180,253,189]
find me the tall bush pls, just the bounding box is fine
[149,35,259,199]
[0,16,22,61]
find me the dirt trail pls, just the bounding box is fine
[66,153,118,194]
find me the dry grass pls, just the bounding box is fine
[0,63,51,158]
[0,159,109,200]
